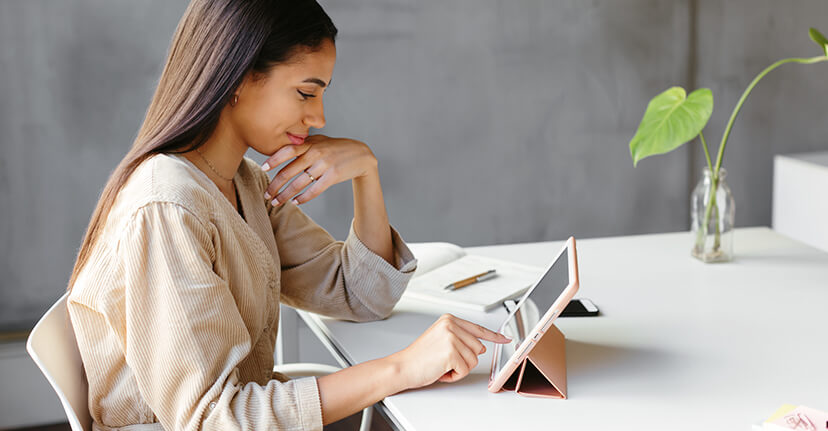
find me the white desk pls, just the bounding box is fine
[297,227,828,431]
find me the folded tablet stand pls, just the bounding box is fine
[499,323,567,399]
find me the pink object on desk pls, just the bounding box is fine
[764,405,828,430]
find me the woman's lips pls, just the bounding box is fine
[287,133,306,145]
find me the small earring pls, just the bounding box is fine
[230,94,239,106]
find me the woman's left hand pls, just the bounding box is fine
[261,134,378,206]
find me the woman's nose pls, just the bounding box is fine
[303,102,326,129]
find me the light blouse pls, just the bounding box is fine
[68,153,417,430]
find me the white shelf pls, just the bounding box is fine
[773,151,828,252]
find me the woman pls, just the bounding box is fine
[66,0,510,430]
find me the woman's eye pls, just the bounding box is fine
[297,90,316,100]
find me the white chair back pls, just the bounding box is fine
[27,294,368,431]
[26,292,92,431]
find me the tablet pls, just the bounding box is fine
[488,237,579,392]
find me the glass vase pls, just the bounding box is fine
[691,168,735,262]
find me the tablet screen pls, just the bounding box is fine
[491,247,569,380]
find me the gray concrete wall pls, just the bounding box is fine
[0,0,190,331]
[312,0,692,246]
[1,0,826,331]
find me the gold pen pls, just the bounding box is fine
[443,269,497,291]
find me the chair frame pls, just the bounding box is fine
[26,293,92,431]
[28,293,374,431]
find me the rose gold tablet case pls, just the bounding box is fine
[498,322,567,398]
[488,237,578,399]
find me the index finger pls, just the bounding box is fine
[453,318,511,344]
[261,143,311,171]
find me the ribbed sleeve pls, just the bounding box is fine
[270,200,418,322]
[117,201,323,430]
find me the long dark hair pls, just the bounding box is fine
[67,0,338,291]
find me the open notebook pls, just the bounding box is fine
[404,242,544,312]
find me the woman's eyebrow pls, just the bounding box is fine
[302,77,330,88]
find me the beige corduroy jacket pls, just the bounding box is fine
[67,153,417,431]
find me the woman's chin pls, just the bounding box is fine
[253,143,287,158]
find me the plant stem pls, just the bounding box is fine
[694,170,720,252]
[696,55,828,255]
[712,55,828,174]
[712,198,721,250]
[699,131,712,173]
[694,131,715,254]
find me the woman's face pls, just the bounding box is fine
[229,39,336,156]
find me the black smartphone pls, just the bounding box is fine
[560,298,599,317]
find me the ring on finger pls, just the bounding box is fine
[303,169,316,182]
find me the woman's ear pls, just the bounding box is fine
[229,70,261,107]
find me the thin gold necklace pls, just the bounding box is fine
[195,148,234,182]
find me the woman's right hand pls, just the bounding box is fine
[389,314,512,390]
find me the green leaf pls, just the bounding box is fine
[809,28,828,56]
[629,87,713,167]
